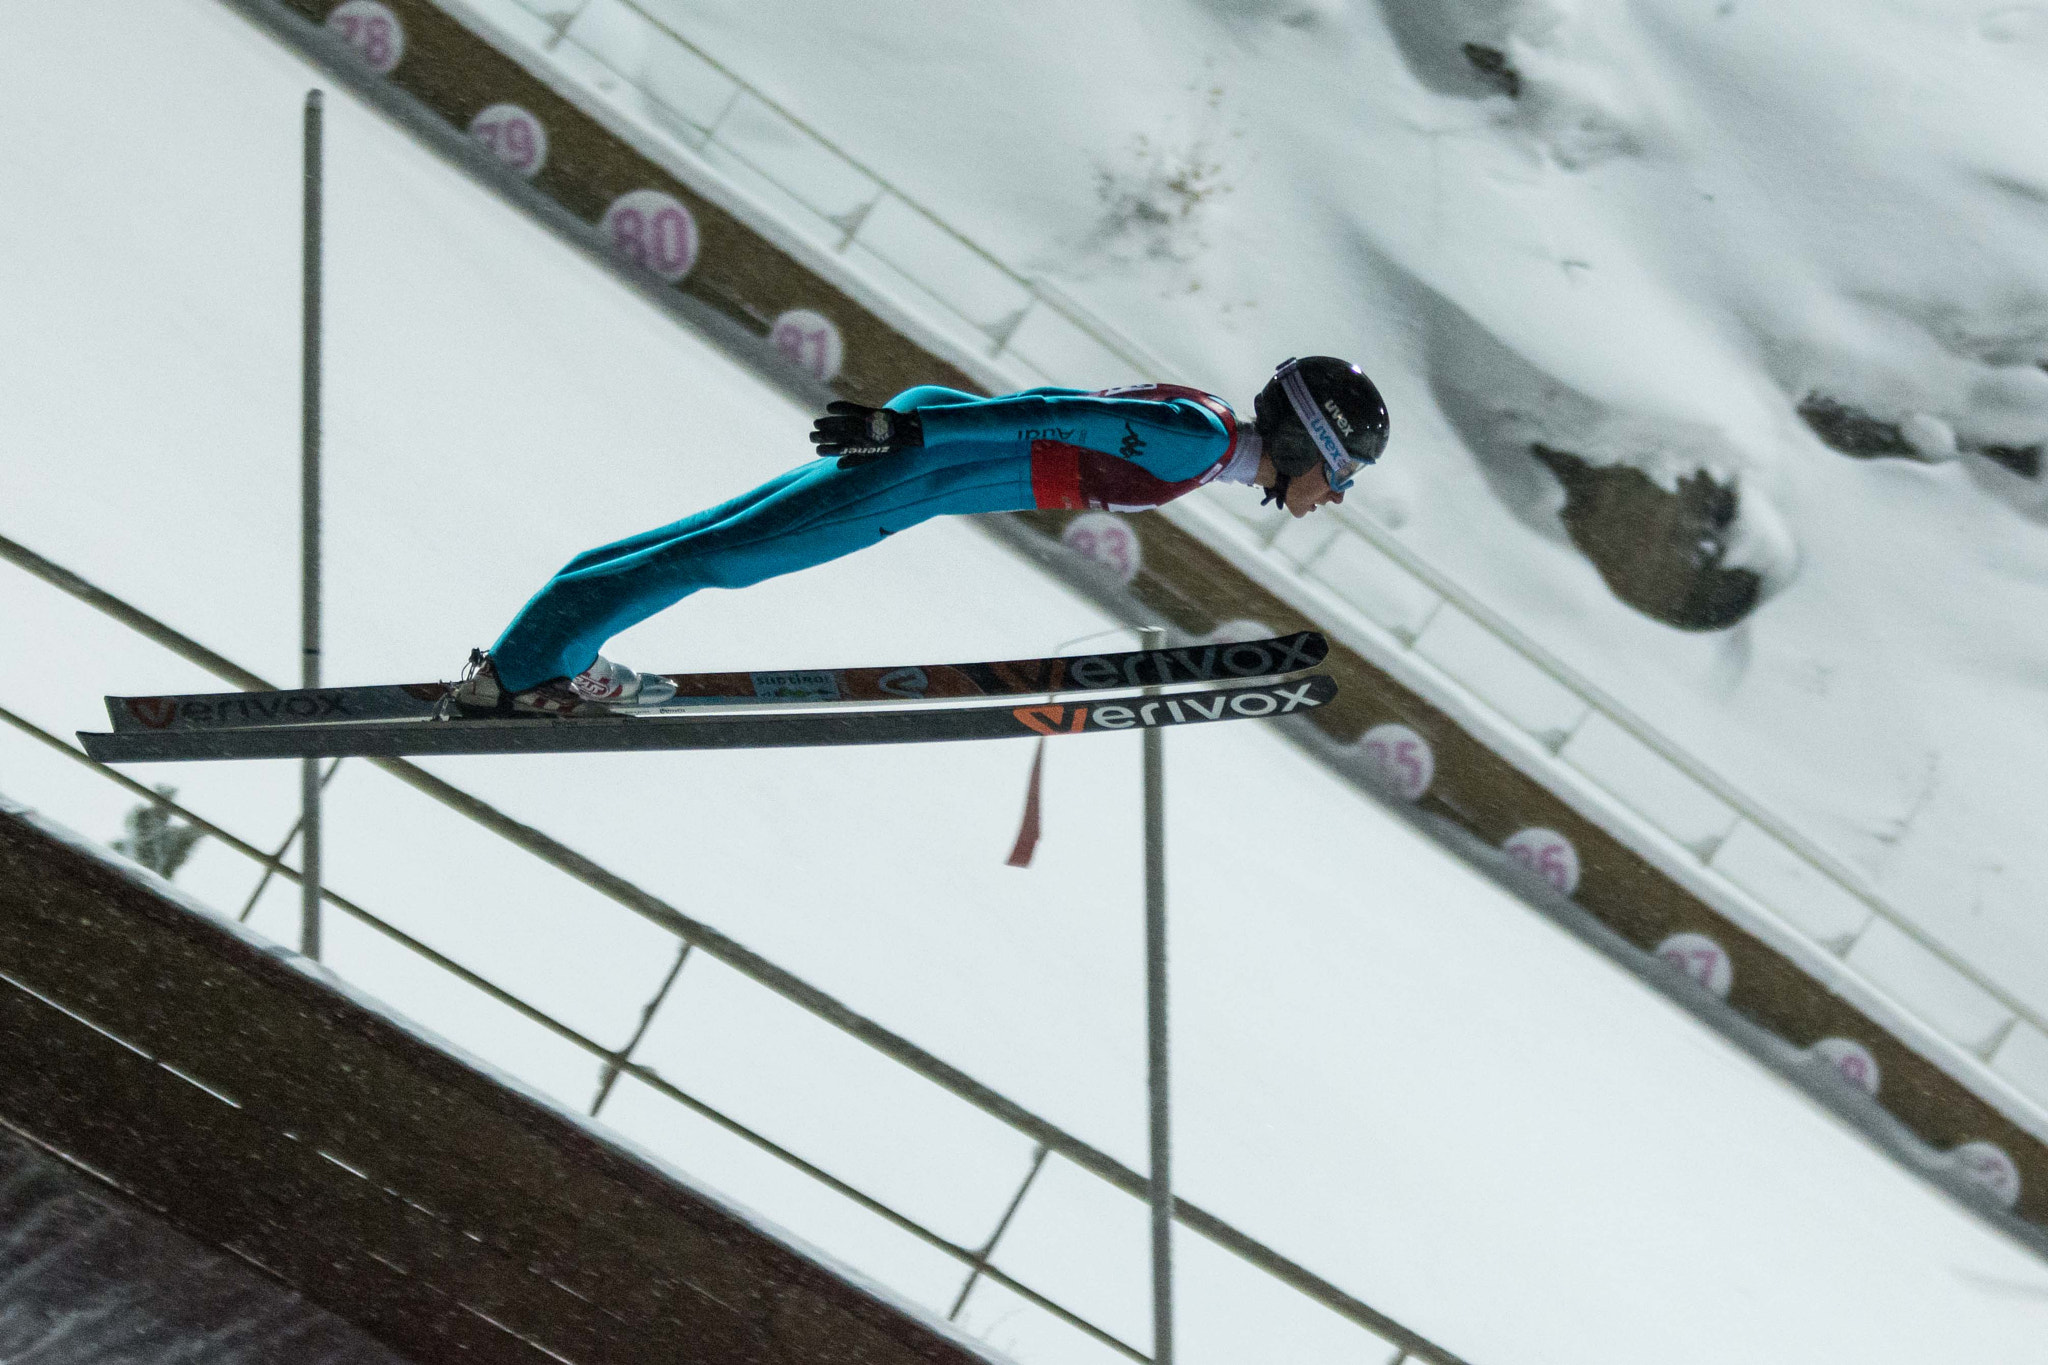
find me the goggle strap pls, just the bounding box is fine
[1277,362,1357,488]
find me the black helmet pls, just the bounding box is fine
[1253,356,1389,497]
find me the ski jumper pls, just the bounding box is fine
[488,384,1242,691]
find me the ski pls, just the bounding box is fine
[101,632,1327,735]
[78,675,1337,763]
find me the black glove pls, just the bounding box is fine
[810,401,924,466]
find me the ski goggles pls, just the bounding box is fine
[1277,359,1365,493]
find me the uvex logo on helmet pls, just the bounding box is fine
[1255,356,1389,496]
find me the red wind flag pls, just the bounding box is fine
[1005,737,1047,868]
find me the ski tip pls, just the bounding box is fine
[1225,629,1326,674]
[104,694,185,733]
[1296,672,1338,704]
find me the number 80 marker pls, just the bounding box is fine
[602,189,699,283]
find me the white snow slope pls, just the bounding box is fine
[3,4,2048,1364]
[636,0,2048,1051]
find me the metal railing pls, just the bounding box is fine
[0,699,1141,1358]
[0,529,1458,1365]
[465,0,2048,1133]
[467,0,1171,382]
[1205,500,2048,1042]
[1172,495,2048,1143]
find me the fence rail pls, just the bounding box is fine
[0,528,1460,1365]
[0,698,1148,1361]
[454,0,2048,1140]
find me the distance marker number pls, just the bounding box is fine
[602,190,699,283]
[1655,932,1733,999]
[771,309,845,382]
[1359,723,1433,802]
[1061,512,1139,583]
[326,1,405,74]
[470,104,548,178]
[1503,827,1579,895]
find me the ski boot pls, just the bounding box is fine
[448,650,677,717]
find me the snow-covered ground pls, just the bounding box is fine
[4,4,2048,1363]
[631,0,2048,1045]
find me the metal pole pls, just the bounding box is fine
[0,533,1479,1363]
[300,89,324,960]
[1139,623,1172,1365]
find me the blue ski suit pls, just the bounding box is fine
[488,383,1246,691]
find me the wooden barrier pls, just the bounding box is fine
[0,796,1001,1365]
